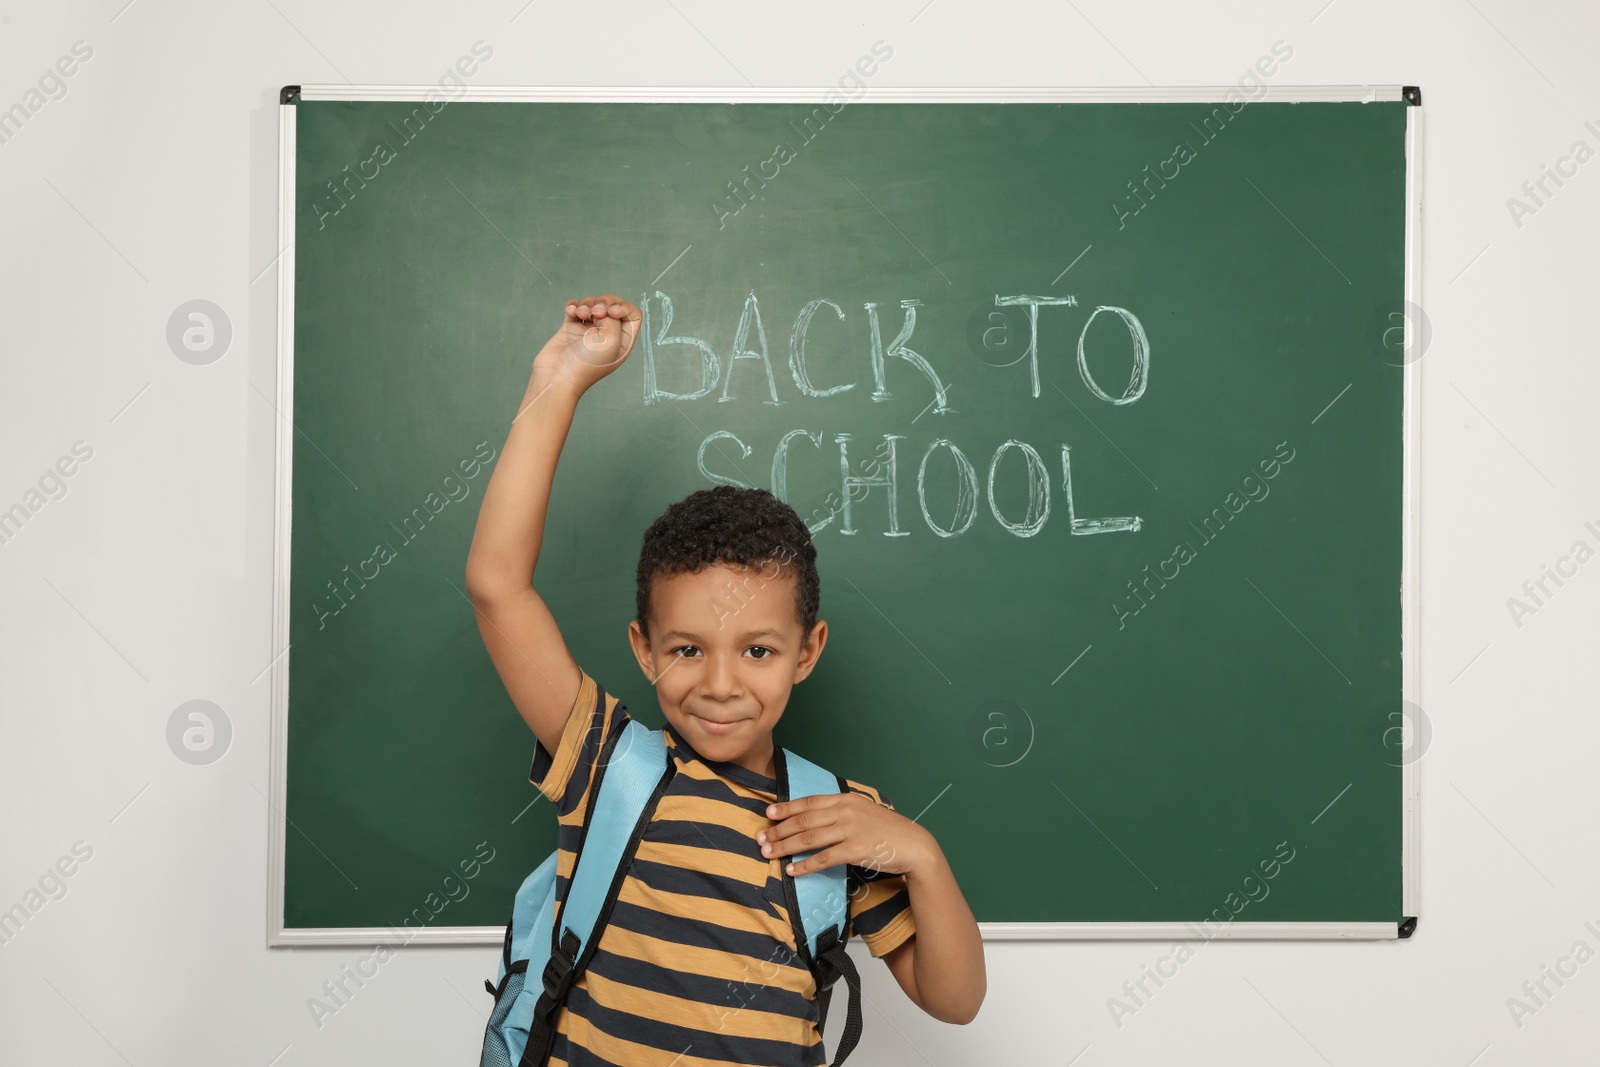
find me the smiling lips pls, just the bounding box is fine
[695,715,747,735]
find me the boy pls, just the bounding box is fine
[466,293,985,1066]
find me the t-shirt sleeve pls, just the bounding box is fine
[529,668,632,820]
[842,780,917,959]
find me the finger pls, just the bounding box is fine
[761,809,815,843]
[766,795,825,821]
[785,846,840,876]
[616,305,642,342]
[760,817,839,856]
[759,799,810,843]
[572,295,639,325]
[763,826,817,858]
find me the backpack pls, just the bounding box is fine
[479,717,865,1067]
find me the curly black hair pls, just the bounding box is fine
[635,485,820,642]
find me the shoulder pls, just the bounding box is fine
[836,778,902,886]
[563,668,636,743]
[530,666,636,817]
[582,671,639,751]
[839,776,896,811]
[781,747,896,809]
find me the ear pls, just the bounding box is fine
[627,619,658,683]
[792,619,827,683]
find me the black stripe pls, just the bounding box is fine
[648,807,767,855]
[666,769,775,815]
[602,898,807,965]
[849,860,901,885]
[623,855,778,914]
[664,722,780,794]
[851,886,912,938]
[562,980,825,1066]
[584,944,814,1018]
[547,1028,630,1067]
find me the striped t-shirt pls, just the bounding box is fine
[528,668,917,1067]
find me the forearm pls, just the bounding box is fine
[465,368,585,595]
[904,838,986,1024]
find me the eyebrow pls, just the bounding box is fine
[663,629,786,642]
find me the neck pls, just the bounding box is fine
[669,723,778,781]
[733,740,777,782]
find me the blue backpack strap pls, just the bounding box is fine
[778,747,863,1067]
[782,749,851,956]
[520,719,674,1067]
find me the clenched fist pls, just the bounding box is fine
[530,293,643,396]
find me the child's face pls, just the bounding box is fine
[627,561,825,779]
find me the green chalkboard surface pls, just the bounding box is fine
[275,91,1414,938]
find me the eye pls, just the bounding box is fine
[670,646,701,658]
[745,646,774,660]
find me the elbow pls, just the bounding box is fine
[926,987,985,1026]
[464,559,525,603]
[464,569,495,604]
[464,571,495,606]
[948,970,987,1025]
[929,1004,979,1026]
[463,553,493,601]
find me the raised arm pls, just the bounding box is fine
[465,294,642,757]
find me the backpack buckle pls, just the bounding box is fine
[542,947,575,1000]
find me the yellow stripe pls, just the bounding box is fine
[671,756,773,792]
[595,921,814,994]
[614,870,793,942]
[535,670,598,806]
[581,965,819,1043]
[844,779,885,805]
[631,837,771,886]
[654,789,772,834]
[853,879,900,911]
[863,907,916,957]
[561,1013,795,1067]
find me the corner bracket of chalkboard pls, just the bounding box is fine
[1398,916,1417,938]
[280,85,301,105]
[1402,86,1421,106]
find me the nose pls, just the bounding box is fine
[702,652,742,699]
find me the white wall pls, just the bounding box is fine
[2,1,1597,1064]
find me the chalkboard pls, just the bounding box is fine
[269,87,1420,944]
